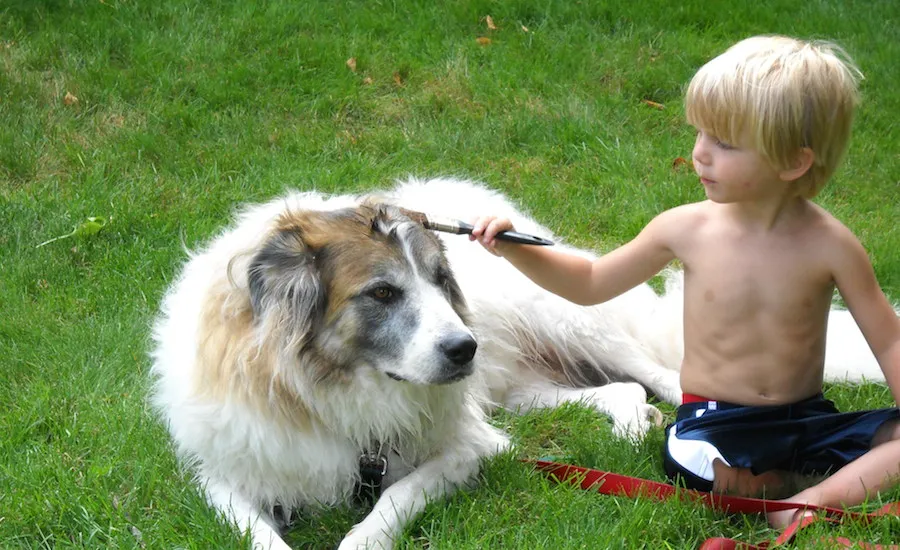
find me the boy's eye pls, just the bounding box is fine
[715,138,734,150]
[695,128,735,150]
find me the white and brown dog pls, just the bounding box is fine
[150,177,881,549]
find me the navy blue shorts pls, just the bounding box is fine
[663,393,899,492]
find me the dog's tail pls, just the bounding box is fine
[644,270,886,384]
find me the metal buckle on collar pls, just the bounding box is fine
[359,452,388,476]
[356,451,388,503]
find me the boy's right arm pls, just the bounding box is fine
[471,210,679,306]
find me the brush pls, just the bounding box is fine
[396,207,554,246]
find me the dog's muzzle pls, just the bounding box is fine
[440,332,477,365]
[436,332,477,382]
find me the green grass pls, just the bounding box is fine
[2,0,900,548]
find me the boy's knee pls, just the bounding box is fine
[872,418,900,447]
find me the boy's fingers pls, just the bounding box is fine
[481,220,495,240]
[469,217,513,257]
[485,219,512,241]
[471,216,494,236]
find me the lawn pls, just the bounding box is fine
[2,0,899,548]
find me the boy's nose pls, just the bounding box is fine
[692,139,710,167]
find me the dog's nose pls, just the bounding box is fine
[440,333,477,365]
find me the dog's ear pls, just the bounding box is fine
[247,226,325,336]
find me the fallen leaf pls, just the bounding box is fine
[521,25,529,33]
[346,57,357,73]
[71,216,106,238]
[392,72,404,87]
[641,99,664,110]
[672,157,693,170]
[476,37,492,46]
[362,76,373,85]
[37,216,108,248]
[485,15,497,30]
[63,92,79,106]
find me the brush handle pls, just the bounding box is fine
[496,230,555,246]
[425,218,554,246]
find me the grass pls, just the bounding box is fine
[2,0,900,548]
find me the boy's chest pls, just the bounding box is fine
[681,238,834,322]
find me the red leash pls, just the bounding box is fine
[527,459,900,549]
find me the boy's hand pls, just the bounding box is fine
[470,216,515,256]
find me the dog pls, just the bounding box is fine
[150,177,882,550]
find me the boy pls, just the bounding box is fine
[470,35,900,528]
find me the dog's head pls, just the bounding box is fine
[245,203,476,385]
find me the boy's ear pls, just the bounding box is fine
[779,147,815,182]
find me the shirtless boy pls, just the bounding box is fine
[470,35,900,528]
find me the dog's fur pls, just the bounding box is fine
[150,177,882,550]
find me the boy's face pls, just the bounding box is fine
[691,128,789,204]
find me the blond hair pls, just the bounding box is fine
[685,35,862,198]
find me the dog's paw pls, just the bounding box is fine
[609,402,663,440]
[337,528,393,550]
[602,383,663,440]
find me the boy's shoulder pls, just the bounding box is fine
[654,200,713,227]
[801,202,868,259]
[795,201,857,244]
[643,201,713,249]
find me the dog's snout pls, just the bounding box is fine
[440,333,477,365]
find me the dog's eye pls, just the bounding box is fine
[373,288,392,300]
[370,286,395,302]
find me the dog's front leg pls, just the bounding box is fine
[337,425,508,550]
[205,478,292,550]
[336,457,474,550]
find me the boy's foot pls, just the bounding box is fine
[767,506,816,529]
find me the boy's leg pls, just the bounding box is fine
[711,460,812,499]
[872,417,900,446]
[665,402,805,495]
[768,418,900,528]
